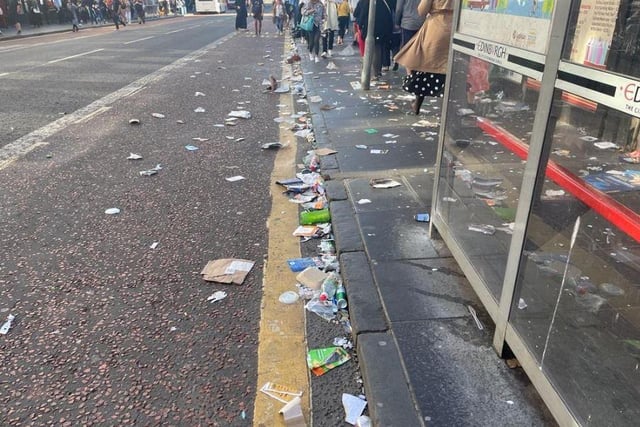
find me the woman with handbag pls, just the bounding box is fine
[302,0,325,63]
[394,0,452,114]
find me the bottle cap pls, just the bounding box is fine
[319,292,328,301]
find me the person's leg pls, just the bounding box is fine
[327,30,334,55]
[372,41,382,76]
[113,13,119,29]
[258,17,262,35]
[254,16,258,34]
[311,27,321,60]
[321,32,328,56]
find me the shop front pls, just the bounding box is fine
[432,1,640,425]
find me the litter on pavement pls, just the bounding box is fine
[228,110,252,119]
[370,178,401,188]
[139,164,162,177]
[151,113,165,119]
[194,107,206,113]
[296,267,328,289]
[307,347,350,376]
[261,142,288,149]
[225,176,245,182]
[279,396,306,426]
[184,145,199,151]
[201,259,255,285]
[127,153,143,160]
[0,314,16,335]
[149,242,159,249]
[260,382,303,404]
[207,291,228,303]
[104,208,121,215]
[279,291,300,304]
[129,119,140,125]
[314,147,337,156]
[342,394,367,425]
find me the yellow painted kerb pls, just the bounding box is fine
[253,41,310,426]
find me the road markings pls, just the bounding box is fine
[253,34,310,426]
[165,28,185,34]
[123,36,155,45]
[74,106,111,124]
[47,48,105,64]
[0,72,11,78]
[0,32,237,171]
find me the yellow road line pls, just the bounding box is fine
[253,41,310,426]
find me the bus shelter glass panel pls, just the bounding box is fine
[511,92,640,426]
[564,0,640,79]
[437,52,541,301]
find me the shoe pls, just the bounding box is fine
[381,66,389,72]
[309,53,314,61]
[392,62,399,71]
[315,56,320,63]
[327,50,332,57]
[320,51,327,58]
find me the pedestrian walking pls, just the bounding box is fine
[30,0,43,28]
[134,0,145,23]
[395,0,424,51]
[235,0,247,30]
[250,0,263,36]
[321,0,338,58]
[336,0,350,45]
[68,0,79,31]
[15,1,26,34]
[272,0,285,35]
[112,0,125,29]
[303,0,325,63]
[354,0,396,78]
[394,0,453,114]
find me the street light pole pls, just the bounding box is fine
[360,0,376,91]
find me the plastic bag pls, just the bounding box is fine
[305,297,336,321]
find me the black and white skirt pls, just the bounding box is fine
[402,71,446,97]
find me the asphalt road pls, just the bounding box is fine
[0,17,292,425]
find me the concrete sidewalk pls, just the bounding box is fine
[298,42,556,426]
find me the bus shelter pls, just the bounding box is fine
[432,1,640,424]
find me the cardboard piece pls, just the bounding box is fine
[279,396,306,426]
[293,225,319,237]
[314,148,337,156]
[296,267,328,290]
[260,382,303,404]
[201,259,255,285]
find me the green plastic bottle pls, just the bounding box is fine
[299,208,331,225]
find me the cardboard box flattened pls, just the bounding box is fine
[201,258,255,285]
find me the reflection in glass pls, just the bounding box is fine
[565,0,640,78]
[512,91,640,425]
[437,52,540,301]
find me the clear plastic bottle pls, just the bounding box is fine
[319,272,339,302]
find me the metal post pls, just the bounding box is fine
[360,0,376,90]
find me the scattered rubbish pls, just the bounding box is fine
[194,107,206,113]
[195,91,206,97]
[506,400,515,405]
[279,396,305,426]
[414,213,430,222]
[320,104,336,111]
[104,208,121,215]
[0,314,16,335]
[260,382,303,404]
[370,149,388,154]
[355,415,372,427]
[314,147,337,156]
[46,153,53,159]
[151,113,165,118]
[343,394,367,425]
[150,242,159,249]
[333,337,353,349]
[319,272,340,302]
[350,81,362,90]
[192,137,209,142]
[279,291,300,304]
[170,326,177,332]
[545,189,565,197]
[261,142,287,149]
[185,145,199,151]
[467,305,484,330]
[594,141,619,150]
[335,284,347,308]
[364,128,378,134]
[309,95,322,103]
[129,119,140,125]
[442,196,457,202]
[599,282,625,296]
[296,267,328,289]
[139,164,162,177]
[355,145,368,150]
[201,259,255,285]
[300,208,330,225]
[305,297,336,321]
[518,298,527,310]
[357,199,372,205]
[235,137,246,142]
[326,61,337,70]
[370,178,401,188]
[127,153,143,160]
[468,224,496,235]
[207,290,228,303]
[241,410,246,420]
[228,110,252,119]
[307,347,350,376]
[293,225,319,237]
[225,175,246,182]
[176,120,185,124]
